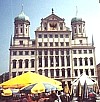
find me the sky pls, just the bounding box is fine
[0,0,100,75]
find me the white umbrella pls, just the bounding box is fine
[72,73,95,86]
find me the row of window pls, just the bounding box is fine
[38,34,69,38]
[38,42,69,47]
[74,69,94,76]
[73,57,93,66]
[12,68,94,78]
[73,49,92,54]
[38,49,70,55]
[12,50,70,56]
[38,56,70,67]
[12,56,70,68]
[12,59,35,68]
[12,49,93,56]
[13,51,35,56]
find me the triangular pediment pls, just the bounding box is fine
[43,14,64,21]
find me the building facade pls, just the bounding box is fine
[9,9,97,85]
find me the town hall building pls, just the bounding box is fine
[9,8,97,86]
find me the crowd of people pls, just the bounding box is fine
[0,90,72,102]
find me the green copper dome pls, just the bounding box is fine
[71,17,82,23]
[15,11,29,21]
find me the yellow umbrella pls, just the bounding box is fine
[1,89,12,96]
[0,72,62,89]
[20,82,61,94]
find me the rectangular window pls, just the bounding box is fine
[66,42,69,46]
[73,50,76,54]
[44,42,47,46]
[50,42,53,46]
[60,42,64,46]
[13,51,17,55]
[55,34,58,38]
[60,34,63,38]
[44,34,47,38]
[25,51,29,55]
[55,42,58,46]
[89,50,92,54]
[19,51,23,55]
[38,34,42,38]
[49,34,53,38]
[31,51,34,55]
[84,50,87,54]
[19,41,23,45]
[65,34,69,38]
[78,50,82,54]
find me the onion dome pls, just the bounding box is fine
[14,11,29,21]
[14,4,29,22]
[71,17,82,23]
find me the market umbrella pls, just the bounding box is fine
[72,73,95,86]
[20,82,60,94]
[1,89,12,96]
[0,72,61,89]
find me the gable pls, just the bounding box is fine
[43,14,64,21]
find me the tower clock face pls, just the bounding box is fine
[49,22,57,30]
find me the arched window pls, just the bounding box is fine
[31,59,34,68]
[12,60,17,68]
[84,57,88,66]
[50,69,54,78]
[74,58,77,66]
[56,69,59,78]
[19,59,23,68]
[44,57,48,67]
[79,58,82,66]
[61,56,64,66]
[67,56,70,66]
[61,68,65,77]
[90,57,93,65]
[38,69,42,75]
[67,68,71,77]
[25,59,29,68]
[44,69,48,77]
